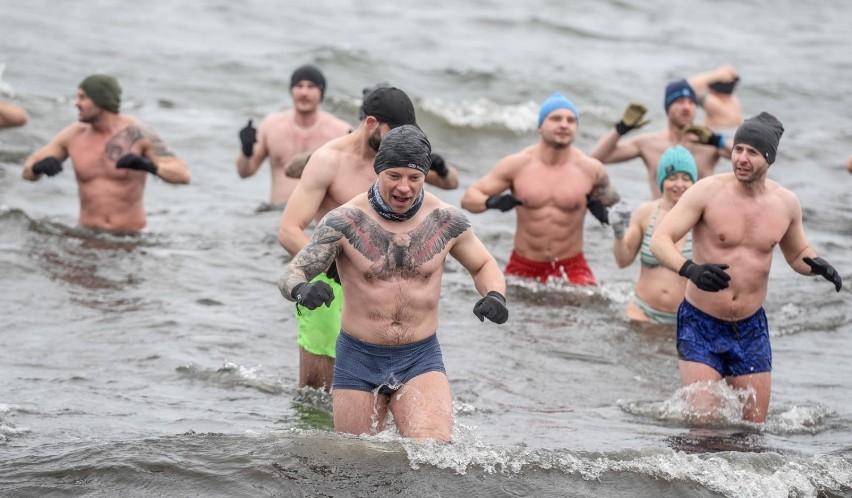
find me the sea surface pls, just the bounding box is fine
[2,1,851,496]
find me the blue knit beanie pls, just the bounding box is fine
[664,79,698,111]
[538,93,579,127]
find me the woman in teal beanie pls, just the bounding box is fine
[610,145,698,325]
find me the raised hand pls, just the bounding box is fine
[615,102,651,135]
[608,201,632,239]
[685,124,724,148]
[239,119,257,157]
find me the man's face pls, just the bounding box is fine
[667,97,697,128]
[378,167,425,213]
[290,81,322,113]
[538,109,577,149]
[731,143,769,183]
[75,89,101,123]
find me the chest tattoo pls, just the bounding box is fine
[104,125,144,162]
[325,208,470,280]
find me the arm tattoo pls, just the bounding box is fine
[279,217,343,300]
[140,124,175,157]
[325,207,470,280]
[590,178,620,207]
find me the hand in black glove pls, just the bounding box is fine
[685,124,725,148]
[679,259,731,292]
[32,157,63,177]
[615,102,651,135]
[473,291,508,324]
[117,153,158,175]
[586,194,609,224]
[429,153,449,178]
[239,119,257,157]
[803,256,842,292]
[291,281,335,310]
[485,194,523,212]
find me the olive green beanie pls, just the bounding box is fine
[79,74,122,113]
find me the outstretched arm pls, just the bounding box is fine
[687,65,738,97]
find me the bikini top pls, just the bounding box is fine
[639,206,692,268]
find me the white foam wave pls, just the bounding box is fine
[420,98,539,133]
[401,438,852,498]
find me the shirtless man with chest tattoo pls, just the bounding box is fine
[279,125,508,441]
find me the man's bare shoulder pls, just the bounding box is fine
[766,178,801,206]
[493,146,536,173]
[319,111,353,133]
[572,146,606,173]
[59,121,90,137]
[259,110,293,126]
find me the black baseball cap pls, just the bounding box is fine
[361,87,417,128]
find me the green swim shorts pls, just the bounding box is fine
[295,272,343,358]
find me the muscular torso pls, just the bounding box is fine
[260,110,350,204]
[688,176,793,320]
[67,118,149,232]
[510,146,597,261]
[330,194,471,345]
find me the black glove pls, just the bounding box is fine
[678,260,731,292]
[615,102,651,136]
[291,281,335,310]
[429,153,449,178]
[803,256,842,292]
[685,124,725,148]
[239,119,257,157]
[32,157,63,177]
[116,153,158,175]
[586,194,608,224]
[485,194,523,212]
[473,291,508,324]
[325,261,341,284]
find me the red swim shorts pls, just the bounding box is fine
[505,250,598,286]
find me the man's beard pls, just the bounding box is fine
[368,129,382,152]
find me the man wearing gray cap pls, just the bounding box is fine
[651,112,842,425]
[278,125,507,441]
